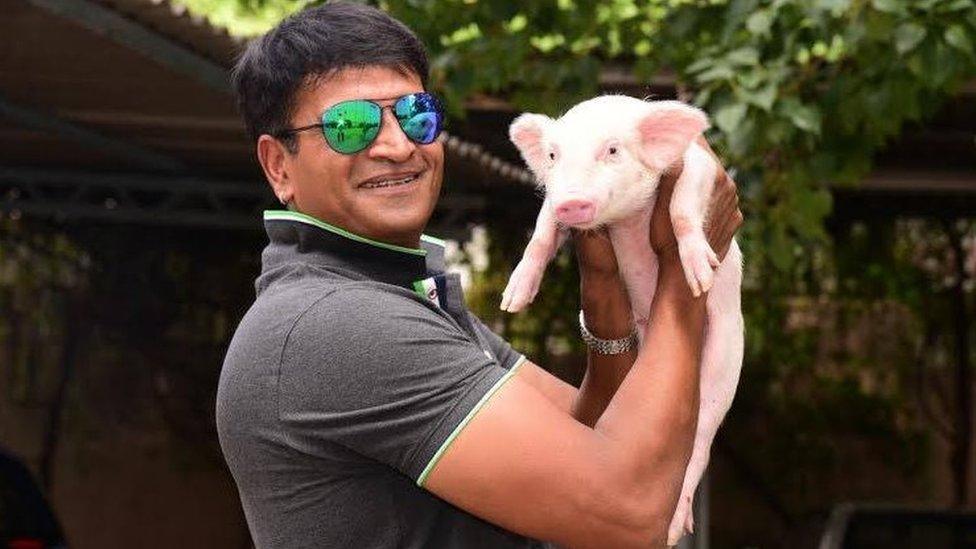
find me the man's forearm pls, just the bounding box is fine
[593,257,705,533]
[571,268,638,426]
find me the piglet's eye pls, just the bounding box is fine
[548,152,556,160]
[608,147,618,155]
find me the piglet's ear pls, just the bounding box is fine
[509,113,554,175]
[635,101,709,172]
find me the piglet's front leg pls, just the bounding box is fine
[671,144,721,297]
[501,197,566,312]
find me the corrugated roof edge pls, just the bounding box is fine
[94,0,245,68]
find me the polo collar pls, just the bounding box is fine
[260,210,446,289]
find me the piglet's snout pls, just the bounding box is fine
[554,199,595,225]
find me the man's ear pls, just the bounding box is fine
[634,101,709,172]
[257,134,295,206]
[509,113,554,175]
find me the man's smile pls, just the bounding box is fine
[357,169,425,191]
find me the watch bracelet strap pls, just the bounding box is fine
[578,310,638,355]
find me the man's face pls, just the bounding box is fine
[277,66,444,247]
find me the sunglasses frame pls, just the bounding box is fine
[275,92,444,154]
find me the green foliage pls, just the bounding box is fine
[180,0,311,35]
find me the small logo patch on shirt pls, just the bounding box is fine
[412,277,444,309]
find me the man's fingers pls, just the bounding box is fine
[574,228,619,275]
[704,177,743,260]
[714,209,743,259]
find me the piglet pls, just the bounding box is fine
[500,95,744,546]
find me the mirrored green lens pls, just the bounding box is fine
[394,93,443,145]
[322,100,381,154]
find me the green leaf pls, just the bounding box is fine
[714,103,749,133]
[871,0,905,14]
[696,64,736,82]
[768,230,794,271]
[894,23,926,54]
[746,83,778,111]
[789,187,833,237]
[693,87,712,108]
[944,25,973,56]
[529,33,566,53]
[943,0,974,11]
[726,47,760,66]
[441,22,483,47]
[779,98,822,135]
[796,47,811,65]
[815,0,851,16]
[686,57,715,74]
[746,9,773,36]
[738,68,765,89]
[504,14,527,33]
[825,34,846,62]
[633,39,651,57]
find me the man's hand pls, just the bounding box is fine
[574,228,619,279]
[572,228,633,340]
[569,227,637,426]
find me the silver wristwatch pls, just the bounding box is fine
[578,310,639,355]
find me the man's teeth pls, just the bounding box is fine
[362,175,417,189]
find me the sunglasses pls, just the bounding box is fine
[276,92,445,154]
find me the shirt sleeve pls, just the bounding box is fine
[276,283,521,486]
[467,312,526,371]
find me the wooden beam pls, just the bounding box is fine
[854,171,976,194]
[0,94,188,173]
[25,0,231,94]
[57,110,244,131]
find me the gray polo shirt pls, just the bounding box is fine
[216,211,548,549]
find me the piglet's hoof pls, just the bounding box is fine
[677,235,719,297]
[500,258,544,312]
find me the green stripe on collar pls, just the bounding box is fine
[420,234,447,247]
[264,210,431,257]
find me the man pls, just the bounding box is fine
[216,3,742,548]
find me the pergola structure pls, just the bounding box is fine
[0,0,536,240]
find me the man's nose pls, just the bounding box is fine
[367,109,415,162]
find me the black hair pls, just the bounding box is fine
[231,2,430,151]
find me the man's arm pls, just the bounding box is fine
[504,246,637,427]
[570,229,638,426]
[504,242,635,427]
[424,252,707,548]
[501,232,636,424]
